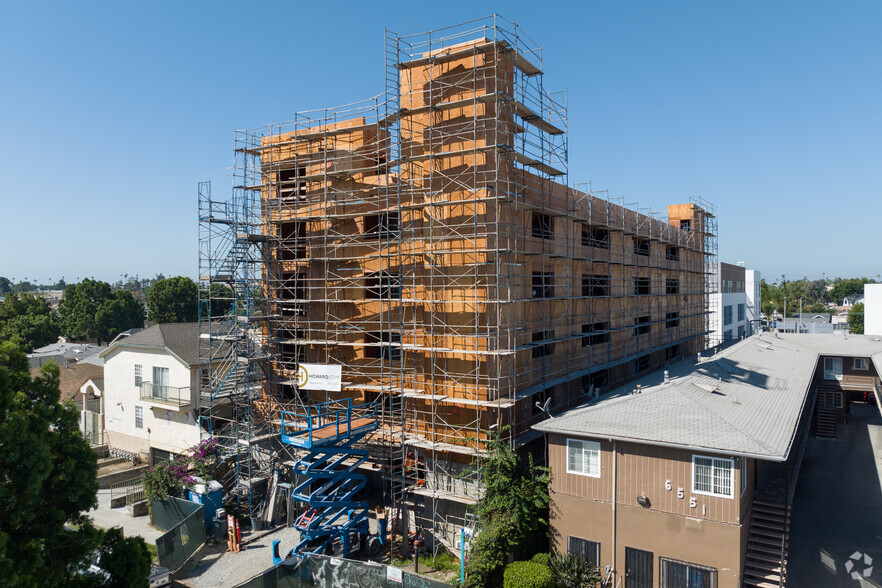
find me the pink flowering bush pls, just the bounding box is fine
[142,438,222,502]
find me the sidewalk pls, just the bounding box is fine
[88,489,164,543]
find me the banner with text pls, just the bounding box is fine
[297,364,342,392]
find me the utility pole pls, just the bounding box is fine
[781,275,788,332]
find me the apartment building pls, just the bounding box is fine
[534,332,882,587]
[711,262,761,346]
[864,283,882,336]
[198,17,717,550]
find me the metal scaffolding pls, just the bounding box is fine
[197,15,716,554]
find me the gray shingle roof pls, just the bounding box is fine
[100,322,200,366]
[534,332,882,461]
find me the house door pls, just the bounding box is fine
[152,366,169,400]
[625,547,653,588]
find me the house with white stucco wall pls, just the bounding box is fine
[99,323,206,463]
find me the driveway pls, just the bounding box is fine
[787,402,882,587]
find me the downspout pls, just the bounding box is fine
[611,440,617,585]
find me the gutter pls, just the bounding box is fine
[532,427,788,463]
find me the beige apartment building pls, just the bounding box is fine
[535,332,882,587]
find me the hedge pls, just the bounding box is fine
[503,561,553,588]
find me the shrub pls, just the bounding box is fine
[550,553,601,588]
[142,438,222,502]
[503,561,553,588]
[531,553,550,567]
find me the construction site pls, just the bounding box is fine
[196,15,717,556]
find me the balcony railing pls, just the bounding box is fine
[139,382,191,407]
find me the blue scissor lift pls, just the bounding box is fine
[280,399,381,558]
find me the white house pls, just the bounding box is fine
[99,323,205,463]
[843,294,864,307]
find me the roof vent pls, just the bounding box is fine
[695,383,720,393]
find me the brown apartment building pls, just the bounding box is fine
[534,332,882,587]
[198,17,716,551]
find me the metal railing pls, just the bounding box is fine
[139,382,191,406]
[83,430,106,446]
[110,474,145,506]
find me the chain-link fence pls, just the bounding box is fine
[235,552,451,588]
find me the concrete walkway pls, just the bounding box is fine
[788,402,882,587]
[88,488,164,543]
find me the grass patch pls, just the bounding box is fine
[392,549,460,575]
[429,550,459,573]
[146,542,158,563]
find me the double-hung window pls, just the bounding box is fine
[854,358,869,371]
[567,439,600,477]
[692,455,733,498]
[134,364,142,386]
[135,406,144,429]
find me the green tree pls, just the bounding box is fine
[0,293,61,351]
[848,303,864,334]
[0,343,152,587]
[831,278,875,304]
[59,279,144,343]
[203,283,234,318]
[465,430,550,587]
[806,279,828,304]
[146,276,198,323]
[11,281,37,293]
[93,527,151,588]
[0,277,11,295]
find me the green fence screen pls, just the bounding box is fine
[153,498,205,571]
[236,552,450,588]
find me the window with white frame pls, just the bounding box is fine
[567,439,600,477]
[135,405,143,429]
[824,357,843,380]
[134,364,142,386]
[692,455,733,498]
[854,358,869,371]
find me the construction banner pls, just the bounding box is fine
[296,364,342,392]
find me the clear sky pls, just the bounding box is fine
[1,1,880,285]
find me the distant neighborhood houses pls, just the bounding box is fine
[28,341,107,368]
[843,294,864,307]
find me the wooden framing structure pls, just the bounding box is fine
[197,16,717,552]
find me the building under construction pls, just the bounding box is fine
[197,16,717,553]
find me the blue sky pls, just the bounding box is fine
[1,1,880,285]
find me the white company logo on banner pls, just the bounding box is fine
[296,364,342,392]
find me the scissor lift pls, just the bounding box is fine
[280,399,379,557]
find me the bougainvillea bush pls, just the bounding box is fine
[142,438,222,503]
